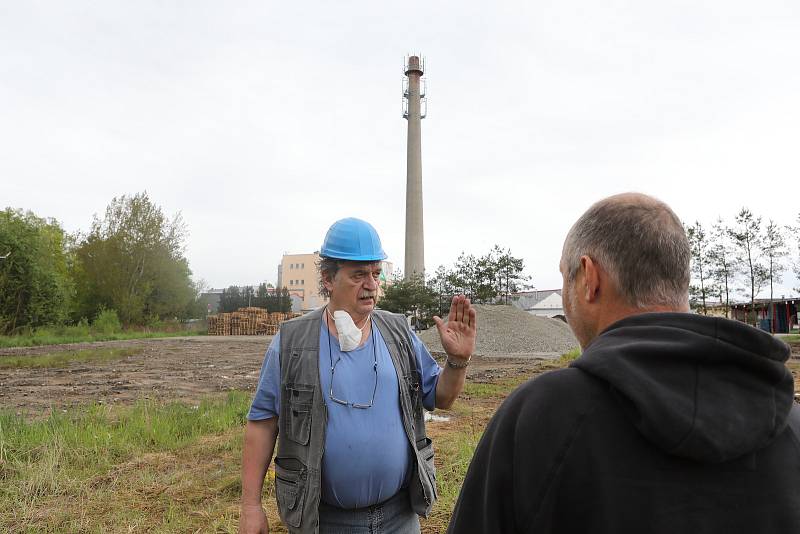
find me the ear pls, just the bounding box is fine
[581,256,601,303]
[322,270,334,292]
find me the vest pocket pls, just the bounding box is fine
[416,437,437,498]
[416,437,435,475]
[274,456,307,528]
[284,383,314,445]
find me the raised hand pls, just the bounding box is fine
[433,295,477,361]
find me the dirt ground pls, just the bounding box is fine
[1,336,797,417]
[0,336,552,417]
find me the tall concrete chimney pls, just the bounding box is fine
[403,55,426,279]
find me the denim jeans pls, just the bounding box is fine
[318,489,420,534]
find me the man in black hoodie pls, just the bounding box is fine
[448,193,800,534]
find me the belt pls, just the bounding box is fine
[319,488,408,513]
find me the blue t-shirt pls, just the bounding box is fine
[247,319,441,508]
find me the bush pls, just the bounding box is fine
[93,309,122,334]
[30,319,90,342]
[74,317,91,336]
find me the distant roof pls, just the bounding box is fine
[529,292,563,309]
[511,289,562,310]
[512,289,561,297]
[730,297,799,307]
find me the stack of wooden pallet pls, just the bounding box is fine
[208,308,301,336]
[207,313,232,335]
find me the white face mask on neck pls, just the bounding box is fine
[331,310,367,352]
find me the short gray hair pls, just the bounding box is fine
[562,193,690,309]
[317,257,343,299]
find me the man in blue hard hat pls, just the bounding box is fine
[240,217,477,534]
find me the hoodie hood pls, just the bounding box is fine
[571,313,793,463]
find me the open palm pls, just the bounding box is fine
[433,295,477,360]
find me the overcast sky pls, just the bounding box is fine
[2,1,799,296]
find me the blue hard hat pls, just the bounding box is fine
[320,218,388,261]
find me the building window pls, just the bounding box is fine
[290,280,293,285]
[301,279,304,285]
[301,263,304,269]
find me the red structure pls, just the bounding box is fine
[730,298,798,333]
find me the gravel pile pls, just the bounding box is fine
[419,304,578,356]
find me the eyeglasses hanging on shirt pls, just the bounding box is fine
[325,307,378,409]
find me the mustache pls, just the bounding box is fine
[359,292,377,299]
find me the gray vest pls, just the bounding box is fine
[274,308,437,534]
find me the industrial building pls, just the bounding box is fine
[277,252,326,312]
[511,289,564,318]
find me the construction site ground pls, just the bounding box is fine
[1,335,798,533]
[0,336,575,417]
[1,336,798,417]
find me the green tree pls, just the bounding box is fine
[493,245,529,304]
[71,192,196,325]
[242,285,256,308]
[447,253,476,299]
[686,221,714,314]
[255,283,270,309]
[430,265,455,318]
[379,273,438,329]
[183,278,209,319]
[708,219,738,318]
[474,250,499,304]
[0,209,73,333]
[447,246,527,305]
[728,208,768,325]
[219,286,243,313]
[278,287,292,313]
[762,219,788,333]
[449,252,498,304]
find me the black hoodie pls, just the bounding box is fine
[448,313,800,534]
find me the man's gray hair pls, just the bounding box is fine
[562,193,690,309]
[317,257,343,299]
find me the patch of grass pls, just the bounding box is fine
[0,392,252,533]
[0,391,250,469]
[0,347,141,369]
[557,347,582,365]
[784,334,800,343]
[462,376,528,399]
[423,426,484,530]
[0,329,205,349]
[461,381,507,398]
